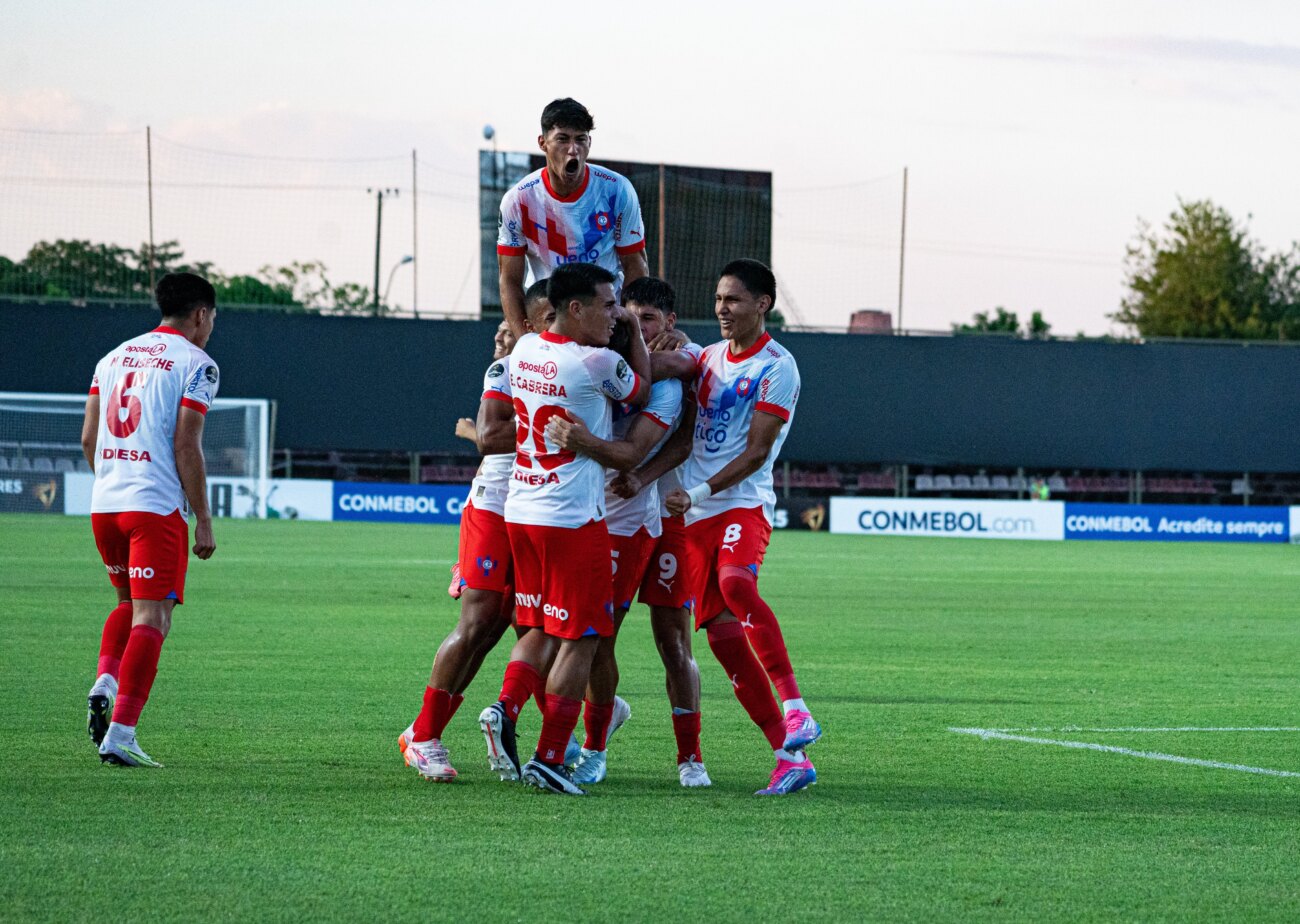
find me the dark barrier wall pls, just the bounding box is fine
[4,301,1299,471]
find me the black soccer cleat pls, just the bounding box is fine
[478,702,522,781]
[87,694,113,747]
[522,756,587,796]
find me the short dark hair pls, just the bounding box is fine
[623,276,676,315]
[524,279,550,307]
[156,271,215,320]
[546,263,615,310]
[541,98,594,135]
[720,258,776,312]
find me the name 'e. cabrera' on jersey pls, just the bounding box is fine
[680,332,799,526]
[89,325,220,517]
[496,165,646,296]
[498,331,641,528]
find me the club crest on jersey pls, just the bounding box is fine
[736,376,754,397]
[593,211,611,230]
[477,556,497,576]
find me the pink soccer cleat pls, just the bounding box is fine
[448,563,464,599]
[782,709,822,751]
[756,753,816,796]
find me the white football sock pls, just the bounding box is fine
[781,698,807,715]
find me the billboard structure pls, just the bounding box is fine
[480,151,771,320]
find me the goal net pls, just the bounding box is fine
[0,392,272,517]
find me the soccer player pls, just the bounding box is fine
[478,262,650,796]
[546,276,709,788]
[659,259,821,796]
[497,97,648,339]
[80,272,219,768]
[400,284,556,781]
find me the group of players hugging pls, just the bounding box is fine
[79,98,821,796]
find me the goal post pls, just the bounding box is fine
[0,391,273,517]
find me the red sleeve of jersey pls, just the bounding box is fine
[180,397,209,416]
[642,412,671,430]
[615,240,647,256]
[497,244,527,256]
[482,390,512,403]
[89,386,99,396]
[755,401,790,422]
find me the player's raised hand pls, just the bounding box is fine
[193,518,216,560]
[454,417,477,442]
[664,487,692,517]
[647,329,689,352]
[545,415,589,450]
[611,471,643,499]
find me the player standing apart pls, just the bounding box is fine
[399,286,556,781]
[81,272,219,768]
[497,97,648,340]
[479,263,650,795]
[662,259,821,796]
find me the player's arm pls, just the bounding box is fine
[649,349,697,382]
[546,411,665,473]
[475,393,516,455]
[619,306,652,407]
[455,417,477,443]
[498,253,528,340]
[81,395,99,471]
[619,248,649,290]
[665,410,784,516]
[175,406,216,559]
[647,327,690,352]
[612,399,696,499]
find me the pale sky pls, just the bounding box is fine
[4,0,1299,334]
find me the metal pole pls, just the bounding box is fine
[896,166,908,333]
[146,126,156,294]
[373,189,384,317]
[412,150,419,319]
[657,163,666,278]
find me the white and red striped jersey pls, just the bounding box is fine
[504,331,641,528]
[466,356,514,516]
[496,165,646,296]
[679,332,799,526]
[604,378,683,538]
[89,325,219,516]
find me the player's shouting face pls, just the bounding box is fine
[715,274,769,346]
[540,124,591,185]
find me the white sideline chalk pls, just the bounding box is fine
[990,726,1300,734]
[950,727,1300,779]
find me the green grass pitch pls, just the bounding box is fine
[1,514,1298,921]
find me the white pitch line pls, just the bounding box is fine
[989,726,1300,734]
[950,727,1300,779]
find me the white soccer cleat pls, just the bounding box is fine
[99,736,163,768]
[606,696,631,743]
[478,702,521,781]
[564,732,582,768]
[572,747,608,785]
[397,720,416,756]
[678,760,712,788]
[405,738,458,782]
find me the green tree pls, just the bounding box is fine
[1113,199,1300,340]
[953,306,1052,339]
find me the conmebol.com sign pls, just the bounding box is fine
[829,498,1064,540]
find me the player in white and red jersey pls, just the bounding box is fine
[398,285,558,781]
[658,259,821,797]
[79,272,219,768]
[547,276,710,788]
[477,262,650,796]
[497,98,648,339]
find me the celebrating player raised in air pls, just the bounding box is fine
[496,97,648,339]
[478,262,650,795]
[397,283,556,781]
[659,259,821,796]
[80,272,220,768]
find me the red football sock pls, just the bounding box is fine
[112,625,164,726]
[534,687,548,718]
[706,619,784,750]
[412,687,454,742]
[498,660,539,722]
[582,699,615,751]
[672,711,703,765]
[97,601,133,679]
[537,695,582,765]
[448,693,465,722]
[719,566,801,701]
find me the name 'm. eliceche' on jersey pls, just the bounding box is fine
[89,325,220,517]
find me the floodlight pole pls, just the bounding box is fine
[370,187,398,317]
[897,166,908,333]
[146,126,156,294]
[411,150,419,318]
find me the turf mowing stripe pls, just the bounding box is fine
[950,727,1300,778]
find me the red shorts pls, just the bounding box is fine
[610,527,654,612]
[637,515,691,609]
[91,510,190,603]
[457,502,512,595]
[683,506,772,629]
[508,519,614,640]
